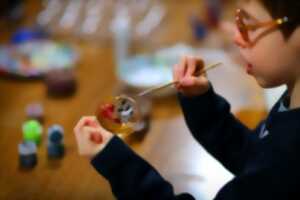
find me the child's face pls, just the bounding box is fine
[235,0,300,88]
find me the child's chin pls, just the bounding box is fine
[255,78,279,89]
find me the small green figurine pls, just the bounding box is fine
[22,120,43,145]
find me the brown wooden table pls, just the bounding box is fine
[0,1,267,199]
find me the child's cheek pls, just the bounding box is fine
[242,41,289,87]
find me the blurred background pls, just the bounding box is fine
[0,0,286,200]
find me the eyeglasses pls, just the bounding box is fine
[235,8,289,44]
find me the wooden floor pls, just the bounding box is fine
[0,1,267,200]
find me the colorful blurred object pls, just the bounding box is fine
[0,40,78,78]
[25,103,44,123]
[18,141,37,169]
[96,101,135,137]
[47,125,65,159]
[190,14,208,40]
[11,27,48,44]
[96,94,152,138]
[22,120,43,145]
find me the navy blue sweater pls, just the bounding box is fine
[91,87,300,200]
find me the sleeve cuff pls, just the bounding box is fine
[90,136,134,180]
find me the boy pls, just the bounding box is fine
[74,0,300,199]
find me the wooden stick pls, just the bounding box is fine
[138,62,222,97]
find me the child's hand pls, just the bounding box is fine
[74,116,114,159]
[173,56,210,97]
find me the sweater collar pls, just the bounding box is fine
[267,90,300,128]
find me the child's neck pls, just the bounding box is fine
[288,78,300,110]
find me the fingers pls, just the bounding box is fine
[174,56,205,88]
[173,64,179,83]
[78,126,103,145]
[186,57,196,77]
[85,117,100,128]
[74,116,114,158]
[90,133,103,144]
[180,76,208,87]
[74,116,111,135]
[186,56,204,77]
[74,116,99,134]
[176,56,204,79]
[173,64,182,89]
[74,117,89,134]
[82,126,100,133]
[174,56,200,78]
[178,56,187,80]
[180,77,200,87]
[173,56,188,89]
[82,126,103,144]
[194,58,205,76]
[74,116,103,145]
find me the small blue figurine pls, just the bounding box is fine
[18,141,37,169]
[47,125,65,159]
[190,14,208,40]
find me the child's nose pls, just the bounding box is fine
[233,28,248,48]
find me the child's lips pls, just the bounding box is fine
[246,63,253,74]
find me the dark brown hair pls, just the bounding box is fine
[259,0,300,38]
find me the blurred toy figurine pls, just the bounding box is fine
[25,103,44,123]
[18,141,37,169]
[47,125,65,158]
[22,120,43,145]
